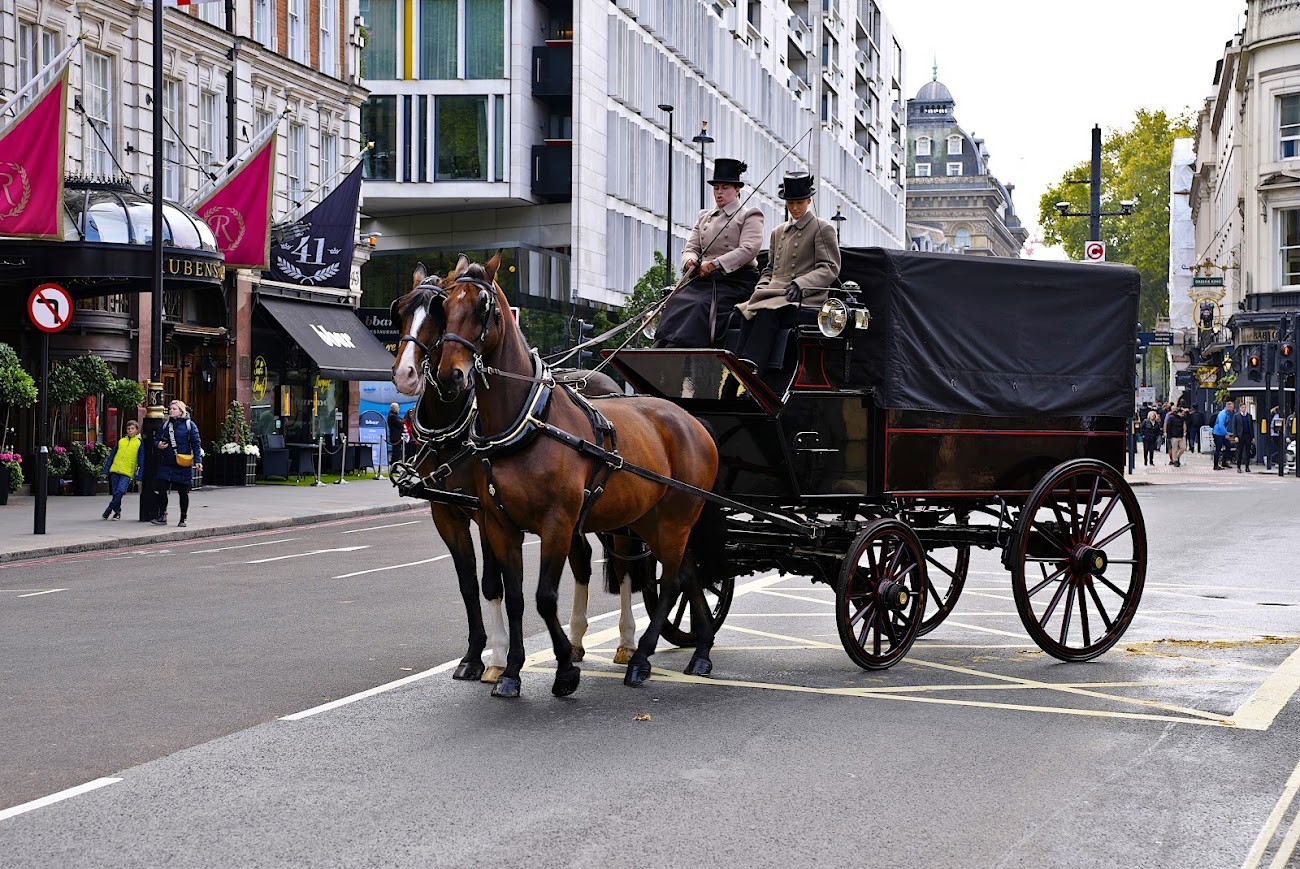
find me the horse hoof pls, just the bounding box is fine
[624,662,652,687]
[684,656,712,677]
[481,665,506,684]
[613,646,636,665]
[453,659,485,681]
[552,667,581,697]
[571,646,585,663]
[491,676,522,698]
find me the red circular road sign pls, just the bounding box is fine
[28,283,73,333]
[1084,241,1106,262]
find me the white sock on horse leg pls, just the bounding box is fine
[569,581,590,648]
[619,577,635,650]
[487,598,507,668]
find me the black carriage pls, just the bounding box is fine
[608,247,1146,670]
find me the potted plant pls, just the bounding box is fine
[0,342,37,457]
[44,445,70,494]
[213,400,259,486]
[68,442,99,495]
[0,452,22,506]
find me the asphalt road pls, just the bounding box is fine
[2,478,1299,867]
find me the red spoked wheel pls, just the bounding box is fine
[1010,459,1146,662]
[918,543,970,637]
[642,572,734,648]
[836,519,928,670]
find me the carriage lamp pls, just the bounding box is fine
[818,298,849,337]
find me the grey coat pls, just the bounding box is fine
[682,199,764,274]
[735,210,841,318]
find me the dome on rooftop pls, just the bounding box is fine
[916,79,953,103]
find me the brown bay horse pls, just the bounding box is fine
[433,254,721,698]
[391,260,643,684]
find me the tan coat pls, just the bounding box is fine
[735,210,841,318]
[682,198,764,274]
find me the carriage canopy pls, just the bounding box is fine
[843,248,1140,419]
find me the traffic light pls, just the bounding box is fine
[1281,341,1296,375]
[575,319,595,368]
[1247,351,1263,382]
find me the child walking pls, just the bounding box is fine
[102,420,145,520]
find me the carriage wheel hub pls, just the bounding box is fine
[1072,545,1107,577]
[878,580,910,610]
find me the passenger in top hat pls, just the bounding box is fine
[733,171,841,370]
[652,157,765,348]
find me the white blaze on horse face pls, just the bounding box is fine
[392,306,427,396]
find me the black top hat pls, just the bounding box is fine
[709,158,748,187]
[778,171,816,201]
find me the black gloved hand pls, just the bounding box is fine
[784,282,803,303]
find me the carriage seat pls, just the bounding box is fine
[720,304,824,371]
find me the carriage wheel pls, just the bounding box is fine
[1010,459,1146,662]
[918,543,969,637]
[836,519,927,670]
[641,573,735,648]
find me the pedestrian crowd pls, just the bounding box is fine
[1139,391,1295,473]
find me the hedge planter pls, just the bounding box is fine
[74,470,98,496]
[211,453,255,486]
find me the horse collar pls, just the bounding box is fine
[468,350,554,456]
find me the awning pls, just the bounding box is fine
[257,297,395,380]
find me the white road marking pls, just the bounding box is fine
[0,777,121,823]
[342,520,422,534]
[17,589,65,598]
[1242,754,1300,869]
[247,546,369,564]
[281,659,461,720]
[333,553,450,579]
[193,538,302,554]
[1230,645,1300,732]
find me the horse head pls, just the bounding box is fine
[435,252,509,400]
[390,256,471,396]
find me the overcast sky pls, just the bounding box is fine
[881,1,1248,254]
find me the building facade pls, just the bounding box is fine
[1189,0,1300,416]
[356,0,908,344]
[903,74,1027,257]
[0,0,374,459]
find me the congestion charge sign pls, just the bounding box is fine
[28,283,73,333]
[1084,241,1106,262]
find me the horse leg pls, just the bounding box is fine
[480,541,508,685]
[566,533,593,662]
[431,506,486,682]
[537,529,581,697]
[625,553,682,687]
[613,536,648,665]
[481,518,526,698]
[680,552,715,676]
[614,574,637,665]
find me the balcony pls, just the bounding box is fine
[532,143,572,202]
[532,45,573,100]
[855,96,869,119]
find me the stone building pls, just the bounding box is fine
[903,72,1026,257]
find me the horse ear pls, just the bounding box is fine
[452,253,470,278]
[484,251,502,280]
[413,262,428,287]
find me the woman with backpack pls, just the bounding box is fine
[152,400,203,527]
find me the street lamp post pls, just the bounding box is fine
[692,120,713,209]
[831,205,846,242]
[1054,124,1134,247]
[658,104,674,277]
[140,0,166,522]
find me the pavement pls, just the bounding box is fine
[0,473,425,565]
[0,442,1292,565]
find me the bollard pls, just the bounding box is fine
[311,436,324,486]
[335,432,348,484]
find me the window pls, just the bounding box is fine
[436,96,488,179]
[199,91,223,178]
[196,3,223,26]
[288,123,307,207]
[947,162,962,176]
[253,0,272,47]
[288,0,306,63]
[947,134,963,154]
[361,0,398,79]
[321,132,340,185]
[162,79,181,200]
[362,95,397,180]
[914,163,931,177]
[83,51,114,177]
[916,136,931,157]
[465,0,504,79]
[320,0,338,76]
[1282,95,1300,160]
[16,23,59,108]
[1283,210,1300,286]
[954,227,971,249]
[420,0,457,79]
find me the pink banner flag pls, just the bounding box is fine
[194,135,277,269]
[0,71,68,240]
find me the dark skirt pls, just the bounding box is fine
[654,266,759,348]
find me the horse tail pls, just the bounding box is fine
[601,533,652,595]
[686,497,726,583]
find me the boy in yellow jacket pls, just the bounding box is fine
[102,420,144,520]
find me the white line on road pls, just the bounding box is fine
[247,546,369,564]
[1242,754,1300,868]
[0,777,121,823]
[342,520,422,534]
[281,659,461,721]
[16,589,66,598]
[333,553,451,579]
[1230,645,1300,732]
[193,538,302,554]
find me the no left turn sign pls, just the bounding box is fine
[1084,241,1106,262]
[28,283,73,333]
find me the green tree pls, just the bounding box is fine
[0,342,37,452]
[68,353,113,398]
[1039,108,1194,328]
[619,250,677,349]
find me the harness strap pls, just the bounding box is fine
[565,387,620,536]
[480,457,520,527]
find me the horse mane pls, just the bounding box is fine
[396,284,442,321]
[462,262,491,284]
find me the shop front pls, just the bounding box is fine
[250,293,396,453]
